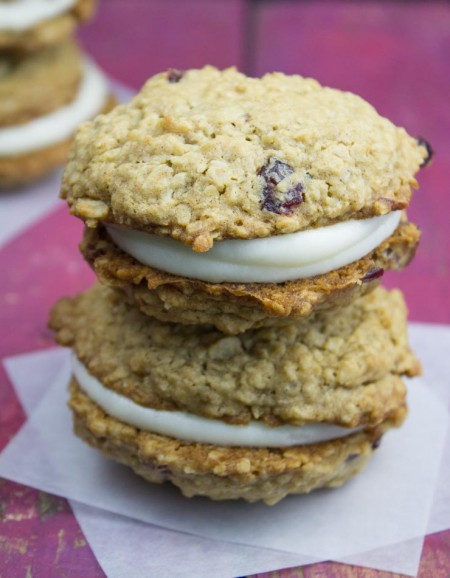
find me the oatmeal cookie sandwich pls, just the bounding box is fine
[62,67,431,333]
[0,0,96,53]
[50,284,420,504]
[0,39,114,187]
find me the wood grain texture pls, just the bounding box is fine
[1,1,449,577]
[0,481,104,578]
[0,209,104,577]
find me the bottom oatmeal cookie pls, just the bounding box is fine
[70,381,406,504]
[49,282,418,503]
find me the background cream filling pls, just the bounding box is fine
[73,355,362,448]
[0,0,76,31]
[0,59,109,156]
[107,211,401,283]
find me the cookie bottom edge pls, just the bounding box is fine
[69,380,406,505]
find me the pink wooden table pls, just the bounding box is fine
[1,1,449,576]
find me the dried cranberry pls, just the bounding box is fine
[372,438,382,450]
[362,267,384,283]
[167,68,183,83]
[155,464,171,477]
[259,158,303,215]
[85,243,105,262]
[416,137,433,167]
[346,453,360,462]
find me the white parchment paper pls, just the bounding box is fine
[2,322,450,577]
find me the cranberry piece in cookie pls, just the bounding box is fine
[259,158,304,215]
[362,267,385,283]
[167,68,184,83]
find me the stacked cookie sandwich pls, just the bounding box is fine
[0,0,113,187]
[50,67,430,504]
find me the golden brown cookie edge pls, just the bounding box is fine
[81,219,420,334]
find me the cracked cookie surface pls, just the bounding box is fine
[62,66,427,251]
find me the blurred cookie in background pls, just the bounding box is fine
[0,0,97,53]
[0,39,114,188]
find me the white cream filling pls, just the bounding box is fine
[0,0,76,31]
[73,355,362,448]
[0,58,109,156]
[107,211,401,283]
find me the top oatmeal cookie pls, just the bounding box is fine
[62,66,428,252]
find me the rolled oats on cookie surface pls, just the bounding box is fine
[62,66,427,251]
